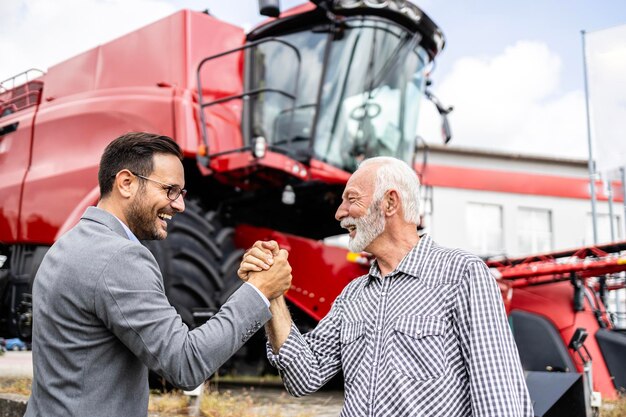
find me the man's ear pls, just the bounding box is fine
[384,190,400,217]
[115,170,136,199]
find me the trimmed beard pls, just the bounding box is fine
[347,200,385,253]
[125,191,165,241]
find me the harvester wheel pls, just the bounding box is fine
[143,201,273,383]
[143,200,243,328]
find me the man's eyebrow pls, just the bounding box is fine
[342,188,356,198]
[159,177,183,188]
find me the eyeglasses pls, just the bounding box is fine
[131,172,187,201]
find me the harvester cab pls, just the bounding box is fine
[195,0,447,185]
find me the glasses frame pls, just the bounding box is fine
[130,172,187,201]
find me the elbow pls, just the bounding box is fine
[286,385,312,398]
[167,372,208,391]
[281,373,322,398]
[178,380,205,392]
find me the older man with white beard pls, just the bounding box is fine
[239,157,533,417]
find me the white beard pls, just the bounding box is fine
[342,201,385,253]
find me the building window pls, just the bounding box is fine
[466,203,503,256]
[518,207,552,255]
[585,213,622,245]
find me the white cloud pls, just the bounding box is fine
[1,0,177,82]
[418,40,588,159]
[586,25,626,175]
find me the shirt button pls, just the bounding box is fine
[377,327,383,331]
[373,361,378,366]
[416,330,422,335]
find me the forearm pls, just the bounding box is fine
[266,295,293,353]
[265,298,344,397]
[99,265,271,391]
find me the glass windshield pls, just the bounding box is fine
[249,18,429,172]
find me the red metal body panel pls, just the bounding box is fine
[510,283,617,399]
[20,87,175,243]
[5,10,251,245]
[308,159,352,184]
[42,11,244,103]
[208,153,350,188]
[54,186,101,240]
[235,224,366,321]
[0,107,37,243]
[210,151,297,176]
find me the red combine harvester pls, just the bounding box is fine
[0,1,624,415]
[485,243,626,407]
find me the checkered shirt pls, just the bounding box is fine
[267,234,533,417]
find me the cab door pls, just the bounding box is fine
[0,105,37,244]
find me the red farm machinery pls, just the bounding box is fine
[0,1,624,415]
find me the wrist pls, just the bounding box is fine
[247,276,270,299]
[270,295,287,311]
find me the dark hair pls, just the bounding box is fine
[98,132,183,198]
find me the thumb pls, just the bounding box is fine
[277,248,289,259]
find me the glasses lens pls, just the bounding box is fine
[167,187,187,200]
[167,186,181,200]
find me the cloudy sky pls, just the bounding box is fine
[2,0,626,160]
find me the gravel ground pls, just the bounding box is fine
[1,352,343,417]
[234,386,343,417]
[149,386,344,417]
[0,351,33,378]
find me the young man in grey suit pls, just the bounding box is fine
[25,132,292,417]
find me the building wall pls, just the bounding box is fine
[427,186,622,257]
[419,145,626,327]
[421,145,625,257]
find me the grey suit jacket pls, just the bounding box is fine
[25,206,271,417]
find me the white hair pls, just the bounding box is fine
[357,157,421,224]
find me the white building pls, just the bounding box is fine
[419,144,626,326]
[420,144,624,257]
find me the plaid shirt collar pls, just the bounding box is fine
[367,233,432,283]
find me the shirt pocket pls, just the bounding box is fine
[340,321,366,383]
[390,315,447,381]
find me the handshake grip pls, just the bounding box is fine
[244,245,293,301]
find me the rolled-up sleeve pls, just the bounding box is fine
[266,299,344,397]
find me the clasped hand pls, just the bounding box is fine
[238,240,292,301]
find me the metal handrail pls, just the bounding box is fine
[0,79,44,116]
[195,37,302,163]
[0,69,45,92]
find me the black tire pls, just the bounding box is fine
[143,200,243,327]
[144,200,278,380]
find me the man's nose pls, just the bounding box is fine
[172,194,185,212]
[335,201,347,222]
